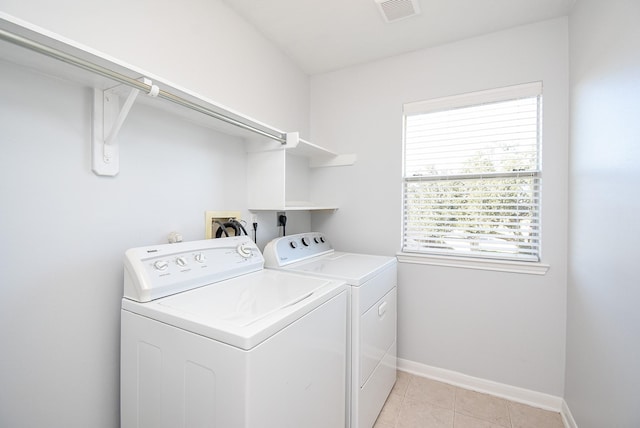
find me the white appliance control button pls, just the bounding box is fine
[153,260,169,271]
[175,256,187,267]
[313,237,320,244]
[301,237,310,246]
[289,241,298,249]
[320,236,325,243]
[194,252,206,263]
[237,243,252,258]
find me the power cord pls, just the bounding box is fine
[278,214,287,236]
[252,220,258,243]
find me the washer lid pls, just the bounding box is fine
[121,269,345,350]
[282,252,396,286]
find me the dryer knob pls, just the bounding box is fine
[194,252,206,263]
[175,256,187,267]
[289,241,298,249]
[301,237,310,246]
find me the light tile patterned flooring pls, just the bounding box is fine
[374,371,564,428]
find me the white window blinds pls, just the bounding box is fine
[402,82,542,261]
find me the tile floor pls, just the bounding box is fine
[374,371,565,428]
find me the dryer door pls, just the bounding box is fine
[360,287,397,386]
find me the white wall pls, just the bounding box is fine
[0,1,309,427]
[310,18,569,396]
[566,1,640,426]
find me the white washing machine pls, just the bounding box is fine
[120,235,347,428]
[263,232,397,428]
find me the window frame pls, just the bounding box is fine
[400,82,548,273]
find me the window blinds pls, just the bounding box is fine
[402,83,542,261]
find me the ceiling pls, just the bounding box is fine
[221,0,575,75]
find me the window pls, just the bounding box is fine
[402,82,542,262]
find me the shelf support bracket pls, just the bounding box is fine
[92,77,159,176]
[284,131,299,148]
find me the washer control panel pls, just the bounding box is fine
[263,232,333,267]
[124,236,263,302]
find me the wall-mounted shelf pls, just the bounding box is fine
[246,132,355,211]
[0,14,354,173]
[0,14,286,146]
[245,132,356,168]
[249,205,338,212]
[0,13,355,210]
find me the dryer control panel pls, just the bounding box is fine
[263,232,333,267]
[124,236,263,302]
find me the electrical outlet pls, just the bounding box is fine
[205,211,241,239]
[276,211,286,227]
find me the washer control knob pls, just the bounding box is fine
[301,237,310,246]
[289,241,298,249]
[194,252,206,263]
[320,236,325,243]
[153,260,169,271]
[313,237,321,244]
[237,243,252,258]
[175,256,187,267]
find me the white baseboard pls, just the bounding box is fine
[561,399,578,428]
[397,358,577,427]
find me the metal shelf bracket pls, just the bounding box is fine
[91,77,159,176]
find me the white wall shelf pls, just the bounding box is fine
[245,132,357,168]
[0,13,355,211]
[248,206,339,211]
[0,15,283,147]
[246,132,356,211]
[0,13,355,178]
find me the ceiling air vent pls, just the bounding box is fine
[374,0,421,23]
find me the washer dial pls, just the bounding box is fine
[237,243,253,258]
[153,260,169,271]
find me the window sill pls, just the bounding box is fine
[396,252,550,275]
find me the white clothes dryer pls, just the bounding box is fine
[263,232,397,428]
[121,235,347,428]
